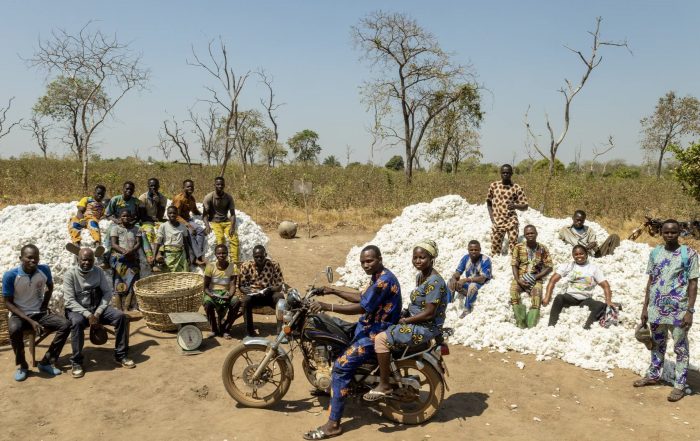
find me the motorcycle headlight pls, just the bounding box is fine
[275,299,288,321]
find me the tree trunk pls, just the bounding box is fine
[656,149,665,178]
[81,147,89,193]
[404,141,413,184]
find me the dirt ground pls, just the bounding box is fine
[1,230,699,441]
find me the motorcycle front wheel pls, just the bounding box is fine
[377,358,444,424]
[221,343,292,408]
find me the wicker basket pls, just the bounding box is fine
[134,272,204,332]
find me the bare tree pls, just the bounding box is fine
[30,23,149,191]
[154,134,173,161]
[22,114,51,158]
[524,17,629,212]
[0,97,21,143]
[162,116,193,171]
[590,136,615,174]
[189,38,250,176]
[352,11,482,183]
[190,106,221,165]
[640,91,700,178]
[257,69,285,167]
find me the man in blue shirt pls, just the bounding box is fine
[303,245,402,440]
[449,240,492,317]
[2,244,70,381]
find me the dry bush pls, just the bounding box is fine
[1,157,699,242]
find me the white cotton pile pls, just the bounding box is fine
[337,195,698,380]
[0,201,268,310]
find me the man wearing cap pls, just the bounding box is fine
[634,219,698,402]
[63,248,135,378]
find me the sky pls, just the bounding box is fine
[0,0,698,166]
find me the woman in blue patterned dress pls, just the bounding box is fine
[363,239,450,401]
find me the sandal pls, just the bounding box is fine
[303,428,340,440]
[633,377,658,387]
[668,388,686,402]
[362,389,393,402]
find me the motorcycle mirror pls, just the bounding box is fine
[325,266,333,283]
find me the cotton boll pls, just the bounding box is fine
[336,195,698,379]
[0,201,268,311]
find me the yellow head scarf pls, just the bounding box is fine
[414,239,438,258]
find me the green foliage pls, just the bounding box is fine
[611,166,641,179]
[322,155,341,167]
[385,155,404,171]
[33,76,110,121]
[287,129,321,163]
[533,158,565,174]
[671,142,700,202]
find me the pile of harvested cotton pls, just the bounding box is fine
[0,201,268,311]
[337,195,696,381]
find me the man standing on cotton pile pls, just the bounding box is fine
[486,164,529,256]
[634,219,698,402]
[510,225,553,328]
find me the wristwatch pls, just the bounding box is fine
[688,307,695,314]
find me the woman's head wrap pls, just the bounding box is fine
[414,239,438,258]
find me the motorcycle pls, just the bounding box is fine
[221,267,453,424]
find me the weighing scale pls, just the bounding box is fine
[168,312,209,354]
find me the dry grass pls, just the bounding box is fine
[1,156,699,249]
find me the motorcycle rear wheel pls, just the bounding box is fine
[378,359,444,424]
[221,343,292,408]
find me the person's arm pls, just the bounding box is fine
[683,278,697,330]
[508,186,528,211]
[203,275,214,296]
[184,230,193,263]
[486,185,495,224]
[448,271,462,291]
[191,197,202,216]
[401,302,437,325]
[543,273,562,306]
[131,231,145,256]
[468,274,488,285]
[586,228,598,251]
[641,275,652,326]
[75,202,87,219]
[534,265,553,281]
[41,281,53,312]
[4,296,44,333]
[111,232,127,255]
[536,248,554,280]
[95,270,113,317]
[599,280,613,306]
[322,286,362,303]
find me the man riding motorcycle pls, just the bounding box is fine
[303,245,402,440]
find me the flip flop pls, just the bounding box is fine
[363,389,393,402]
[302,427,340,440]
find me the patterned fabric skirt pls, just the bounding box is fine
[162,245,188,272]
[385,322,439,350]
[110,254,140,294]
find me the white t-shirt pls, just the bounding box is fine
[555,261,606,300]
[156,222,189,247]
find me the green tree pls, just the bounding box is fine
[671,142,700,202]
[323,155,341,167]
[30,24,149,191]
[641,91,700,178]
[287,129,321,163]
[352,11,481,183]
[385,155,404,171]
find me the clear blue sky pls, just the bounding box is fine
[0,0,698,166]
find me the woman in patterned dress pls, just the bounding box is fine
[363,239,450,401]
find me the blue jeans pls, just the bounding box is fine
[67,306,129,365]
[8,312,71,368]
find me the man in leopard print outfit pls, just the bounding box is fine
[486,164,529,255]
[238,245,286,337]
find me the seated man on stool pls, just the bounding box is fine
[63,248,135,378]
[238,245,285,337]
[3,244,70,381]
